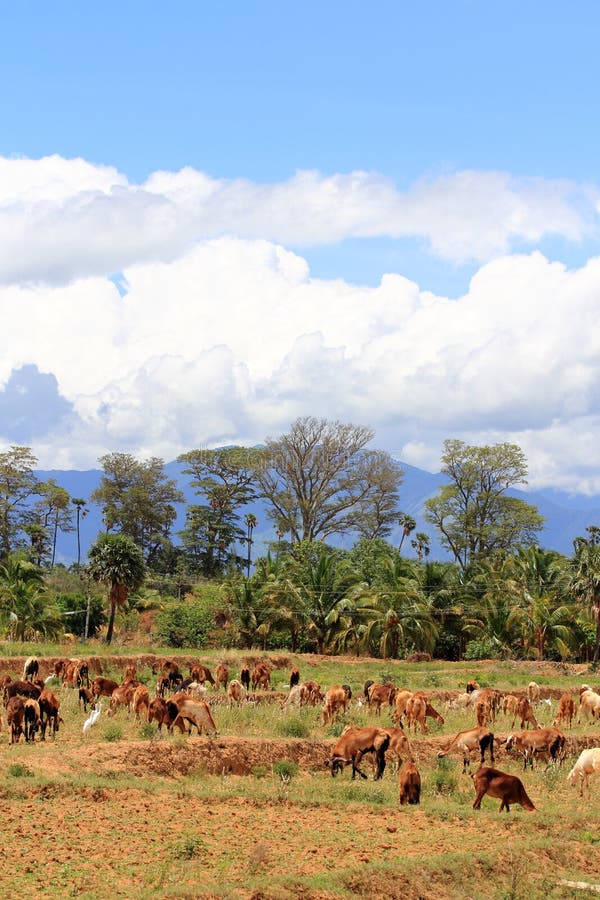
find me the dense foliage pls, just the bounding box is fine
[0,420,597,661]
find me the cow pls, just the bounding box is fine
[504,728,566,770]
[23,656,39,682]
[438,727,495,773]
[289,667,300,689]
[399,762,421,805]
[215,664,229,690]
[474,697,492,727]
[132,684,150,722]
[553,693,576,730]
[6,696,25,744]
[169,698,218,736]
[466,680,480,693]
[567,747,600,798]
[363,680,375,701]
[472,766,536,812]
[326,726,390,780]
[240,665,251,691]
[511,697,539,730]
[190,664,215,687]
[251,663,270,691]
[23,699,41,743]
[367,683,397,715]
[321,685,350,725]
[38,689,61,740]
[227,679,247,707]
[91,677,119,700]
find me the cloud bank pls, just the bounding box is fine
[1,155,599,494]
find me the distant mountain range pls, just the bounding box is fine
[39,460,600,567]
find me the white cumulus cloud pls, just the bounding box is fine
[0,155,598,285]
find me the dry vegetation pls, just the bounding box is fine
[1,646,599,899]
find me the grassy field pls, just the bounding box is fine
[0,644,599,898]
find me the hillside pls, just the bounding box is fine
[38,459,600,567]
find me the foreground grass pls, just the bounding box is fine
[0,759,598,899]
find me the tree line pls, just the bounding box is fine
[0,417,597,661]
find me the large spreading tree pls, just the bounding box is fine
[257,417,403,543]
[92,453,183,567]
[425,440,544,571]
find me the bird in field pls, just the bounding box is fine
[83,701,102,733]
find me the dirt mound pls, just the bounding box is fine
[71,736,334,777]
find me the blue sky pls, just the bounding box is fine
[0,2,599,493]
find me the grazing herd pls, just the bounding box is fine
[1,657,600,813]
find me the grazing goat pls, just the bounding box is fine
[578,688,600,723]
[511,697,539,730]
[240,665,251,691]
[7,696,25,744]
[553,693,576,729]
[567,748,600,797]
[227,679,247,707]
[23,656,39,682]
[399,762,421,805]
[503,728,566,770]
[321,685,350,725]
[326,726,390,780]
[527,681,541,705]
[215,664,229,690]
[472,766,535,812]
[438,727,495,773]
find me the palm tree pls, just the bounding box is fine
[277,542,365,653]
[244,513,258,578]
[365,556,438,658]
[398,514,416,553]
[72,498,87,569]
[0,556,63,640]
[506,547,574,659]
[87,533,145,644]
[569,529,600,664]
[222,575,270,649]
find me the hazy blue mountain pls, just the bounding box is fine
[39,460,600,567]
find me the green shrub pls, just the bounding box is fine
[8,763,33,778]
[277,716,309,738]
[433,758,458,795]
[155,599,214,648]
[103,724,123,742]
[138,722,156,740]
[251,765,268,779]
[273,760,299,780]
[173,836,204,860]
